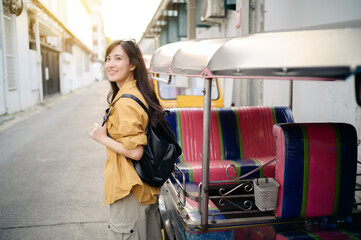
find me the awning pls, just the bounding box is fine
[149,27,361,80]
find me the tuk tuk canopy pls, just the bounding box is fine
[149,27,361,81]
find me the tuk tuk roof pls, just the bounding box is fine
[149,27,361,81]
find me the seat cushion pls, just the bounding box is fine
[276,229,361,240]
[274,123,358,218]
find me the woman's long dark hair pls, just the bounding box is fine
[104,40,164,127]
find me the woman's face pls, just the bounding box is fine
[105,45,135,87]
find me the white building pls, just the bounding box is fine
[0,0,105,115]
[90,0,106,82]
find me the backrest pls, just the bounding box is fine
[179,108,222,163]
[165,107,293,163]
[273,123,358,218]
[216,106,293,160]
[165,108,222,163]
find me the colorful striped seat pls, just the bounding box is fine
[234,224,361,239]
[276,229,361,240]
[273,123,358,219]
[165,107,293,184]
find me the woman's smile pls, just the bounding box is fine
[105,45,135,88]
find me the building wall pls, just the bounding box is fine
[138,38,157,56]
[59,52,74,94]
[72,45,93,90]
[92,13,105,61]
[65,0,93,50]
[0,3,6,114]
[1,7,23,114]
[91,10,106,81]
[264,0,361,31]
[59,45,94,95]
[262,0,361,130]
[0,48,5,114]
[197,10,239,39]
[0,0,103,115]
[16,9,41,111]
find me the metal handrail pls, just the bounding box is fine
[171,165,202,207]
[172,164,186,208]
[226,158,277,181]
[151,75,171,84]
[221,159,277,196]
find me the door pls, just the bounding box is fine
[41,46,60,97]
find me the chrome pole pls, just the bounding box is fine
[200,78,212,229]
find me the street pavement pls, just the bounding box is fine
[0,80,110,240]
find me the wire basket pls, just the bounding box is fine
[253,178,280,211]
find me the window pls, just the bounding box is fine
[76,49,83,76]
[3,9,17,90]
[160,26,168,46]
[167,17,179,43]
[65,41,72,54]
[225,0,236,10]
[158,75,220,100]
[178,3,187,38]
[84,53,90,72]
[196,0,211,28]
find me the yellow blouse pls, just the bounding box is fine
[103,80,160,205]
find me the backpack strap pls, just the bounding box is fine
[102,94,148,127]
[120,94,149,116]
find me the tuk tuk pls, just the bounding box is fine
[149,27,361,240]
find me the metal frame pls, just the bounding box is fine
[200,77,212,228]
[170,156,279,229]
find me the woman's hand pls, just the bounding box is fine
[90,122,107,145]
[90,122,144,160]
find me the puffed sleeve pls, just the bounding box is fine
[111,98,148,150]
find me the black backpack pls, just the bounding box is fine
[103,94,182,187]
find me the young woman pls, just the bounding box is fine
[90,39,164,239]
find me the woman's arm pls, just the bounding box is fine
[90,122,144,160]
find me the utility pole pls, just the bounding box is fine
[249,0,265,106]
[187,0,197,39]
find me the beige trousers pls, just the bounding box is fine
[108,192,161,240]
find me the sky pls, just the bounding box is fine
[100,0,162,42]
